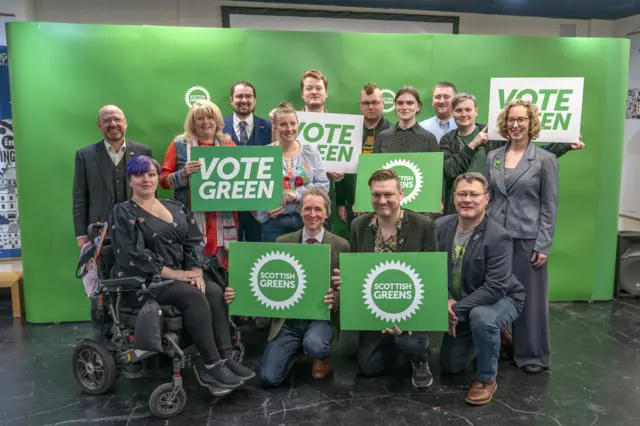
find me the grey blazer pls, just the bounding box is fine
[486,142,559,254]
[72,140,152,237]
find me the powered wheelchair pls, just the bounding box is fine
[72,223,246,418]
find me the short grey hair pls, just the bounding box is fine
[299,187,332,216]
[453,172,489,193]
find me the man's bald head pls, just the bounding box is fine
[97,105,127,143]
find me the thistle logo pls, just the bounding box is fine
[380,89,396,113]
[185,86,210,107]
[250,251,307,310]
[363,260,424,323]
[382,159,423,205]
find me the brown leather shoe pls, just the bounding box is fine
[311,357,332,379]
[465,380,497,405]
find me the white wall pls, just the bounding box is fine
[28,0,617,37]
[614,14,640,37]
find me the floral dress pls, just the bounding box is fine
[109,199,209,281]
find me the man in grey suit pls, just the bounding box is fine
[225,187,349,387]
[436,172,524,405]
[332,169,438,389]
[73,105,152,248]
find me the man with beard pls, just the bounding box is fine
[223,81,272,242]
[73,105,151,336]
[436,172,524,405]
[336,83,393,230]
[73,105,151,248]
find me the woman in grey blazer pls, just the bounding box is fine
[486,99,559,374]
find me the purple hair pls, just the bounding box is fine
[126,155,160,176]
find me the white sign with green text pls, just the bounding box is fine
[487,77,584,143]
[296,112,364,173]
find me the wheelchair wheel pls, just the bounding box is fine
[72,340,117,395]
[149,383,187,419]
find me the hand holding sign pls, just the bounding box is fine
[224,287,235,304]
[571,133,585,150]
[183,160,201,177]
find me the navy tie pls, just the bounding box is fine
[239,121,249,146]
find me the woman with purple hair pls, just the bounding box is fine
[108,155,255,389]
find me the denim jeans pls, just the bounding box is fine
[261,213,304,243]
[440,297,521,382]
[357,331,430,377]
[259,319,333,387]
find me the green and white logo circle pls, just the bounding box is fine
[382,159,423,205]
[185,85,211,107]
[363,260,424,323]
[250,251,307,310]
[380,88,396,113]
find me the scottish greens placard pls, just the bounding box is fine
[354,152,443,213]
[229,242,331,320]
[339,252,448,331]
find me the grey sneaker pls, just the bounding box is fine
[225,359,256,381]
[200,360,243,389]
[411,360,433,389]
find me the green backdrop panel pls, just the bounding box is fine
[6,22,628,323]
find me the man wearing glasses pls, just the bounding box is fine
[223,81,273,242]
[336,83,394,229]
[73,105,152,249]
[73,105,152,336]
[435,172,524,405]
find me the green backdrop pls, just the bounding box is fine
[6,22,628,323]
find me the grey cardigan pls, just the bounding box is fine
[486,142,559,254]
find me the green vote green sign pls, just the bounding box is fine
[339,253,449,331]
[228,242,331,320]
[189,145,283,212]
[354,153,444,213]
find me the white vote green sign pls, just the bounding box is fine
[296,111,364,173]
[339,253,448,331]
[228,242,331,320]
[487,77,584,143]
[189,146,283,212]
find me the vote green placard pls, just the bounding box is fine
[339,252,448,331]
[189,145,283,212]
[228,242,331,320]
[354,153,444,213]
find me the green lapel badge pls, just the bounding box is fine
[493,159,501,169]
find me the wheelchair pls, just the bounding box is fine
[72,223,246,418]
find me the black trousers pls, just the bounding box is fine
[155,274,232,364]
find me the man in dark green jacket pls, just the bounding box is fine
[440,93,583,215]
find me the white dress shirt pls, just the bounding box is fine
[104,140,126,165]
[233,114,254,141]
[302,227,325,244]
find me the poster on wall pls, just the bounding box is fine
[620,36,640,220]
[0,120,20,258]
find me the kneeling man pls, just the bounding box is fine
[332,169,438,389]
[225,187,349,387]
[436,172,525,405]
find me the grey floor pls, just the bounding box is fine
[1,295,640,425]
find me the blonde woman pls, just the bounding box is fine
[160,100,237,270]
[257,102,330,242]
[486,99,564,374]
